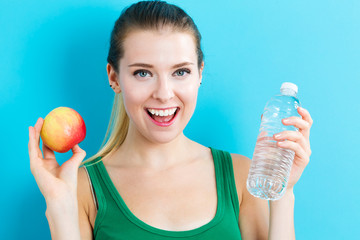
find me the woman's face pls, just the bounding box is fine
[117,28,204,144]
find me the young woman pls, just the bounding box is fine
[28,1,313,239]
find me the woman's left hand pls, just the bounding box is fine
[273,107,313,190]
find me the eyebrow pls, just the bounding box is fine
[128,62,194,68]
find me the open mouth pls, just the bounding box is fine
[145,107,180,125]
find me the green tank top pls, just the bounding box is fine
[83,147,242,239]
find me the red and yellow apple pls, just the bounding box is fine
[40,107,86,153]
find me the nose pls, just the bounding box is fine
[152,76,174,102]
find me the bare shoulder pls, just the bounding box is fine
[77,166,93,208]
[77,166,97,233]
[230,153,252,205]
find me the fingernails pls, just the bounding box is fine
[283,118,290,123]
[274,133,282,139]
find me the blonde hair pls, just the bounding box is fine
[81,93,129,166]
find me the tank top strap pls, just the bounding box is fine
[82,158,108,237]
[209,147,240,223]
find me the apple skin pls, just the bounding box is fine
[40,107,86,153]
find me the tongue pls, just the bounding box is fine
[153,114,173,123]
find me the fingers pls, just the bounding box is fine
[282,117,310,131]
[69,144,87,168]
[29,118,44,172]
[274,130,311,155]
[60,144,86,183]
[277,140,309,168]
[34,118,44,158]
[42,142,56,160]
[29,126,38,174]
[298,107,313,127]
[282,107,313,139]
[28,118,43,158]
[28,126,36,159]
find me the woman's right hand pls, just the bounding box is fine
[28,117,86,202]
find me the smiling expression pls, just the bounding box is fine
[116,28,204,144]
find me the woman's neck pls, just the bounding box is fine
[108,127,194,170]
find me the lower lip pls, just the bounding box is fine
[146,109,179,127]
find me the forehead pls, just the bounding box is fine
[122,29,197,66]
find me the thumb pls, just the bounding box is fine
[60,144,86,185]
[69,144,86,168]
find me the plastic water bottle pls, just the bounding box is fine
[246,82,301,200]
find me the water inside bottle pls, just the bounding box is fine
[247,136,295,200]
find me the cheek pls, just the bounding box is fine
[121,79,150,104]
[123,93,144,111]
[121,86,148,118]
[177,83,199,105]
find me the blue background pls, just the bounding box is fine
[1,0,359,239]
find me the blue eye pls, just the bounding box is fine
[175,68,191,77]
[134,70,150,78]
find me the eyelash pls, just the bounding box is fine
[133,70,151,78]
[133,68,191,78]
[175,68,191,76]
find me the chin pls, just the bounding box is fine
[146,130,184,145]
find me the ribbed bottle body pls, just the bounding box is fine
[247,93,300,200]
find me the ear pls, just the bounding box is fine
[107,63,121,94]
[198,61,204,86]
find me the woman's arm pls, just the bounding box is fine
[42,168,94,240]
[28,118,91,240]
[233,106,313,240]
[233,154,295,240]
[265,106,312,239]
[45,194,81,240]
[268,190,295,239]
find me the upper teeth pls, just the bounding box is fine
[148,108,177,116]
